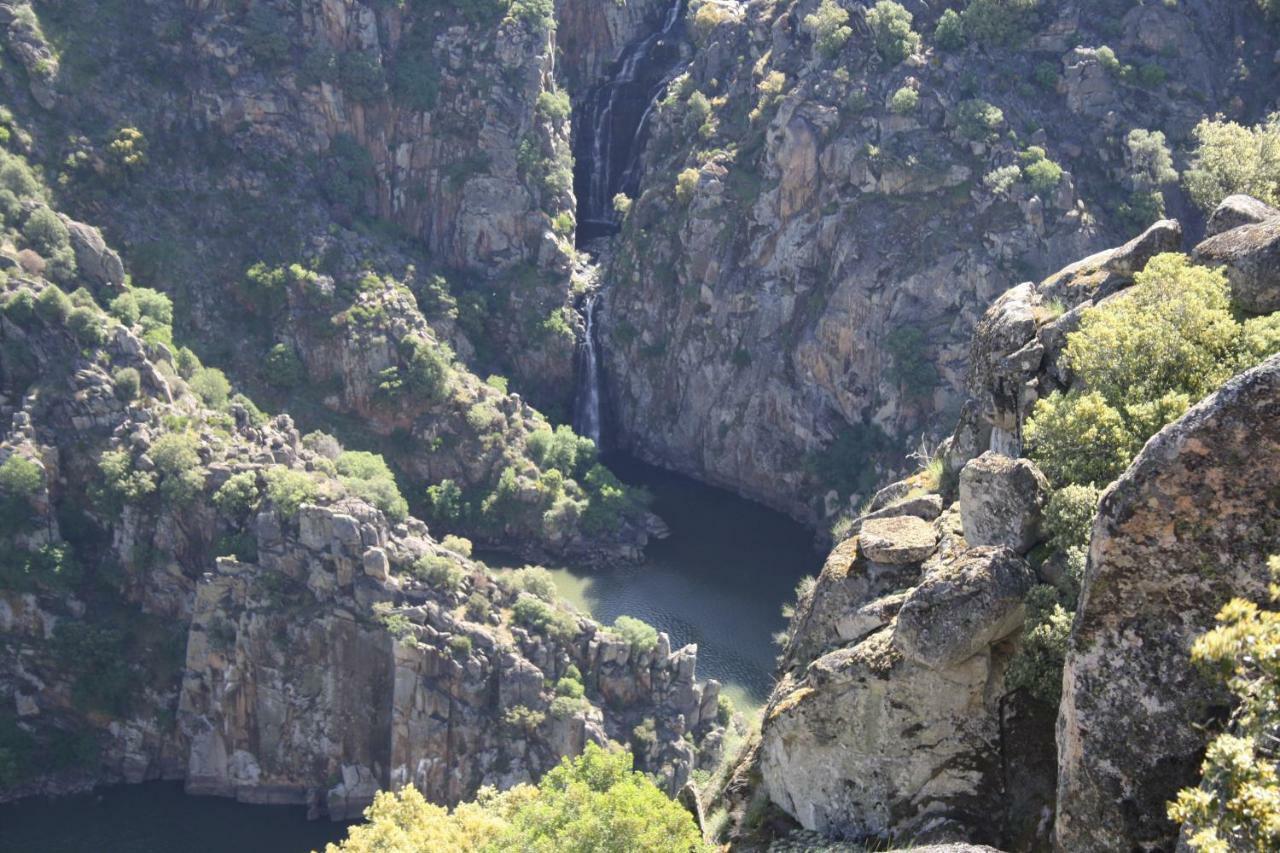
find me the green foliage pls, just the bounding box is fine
[110,287,174,344]
[0,455,40,533]
[1020,146,1063,196]
[613,615,659,653]
[675,167,700,204]
[960,0,1040,46]
[22,206,68,255]
[885,325,937,397]
[189,366,232,410]
[537,90,571,123]
[34,285,72,324]
[67,306,106,345]
[526,425,596,479]
[581,464,643,535]
[866,1,920,64]
[449,635,473,658]
[213,471,261,517]
[400,334,452,402]
[934,8,965,51]
[1169,556,1280,851]
[465,591,490,622]
[1006,585,1073,705]
[263,466,318,517]
[984,164,1021,196]
[954,98,1004,140]
[1184,113,1280,211]
[150,432,205,504]
[245,5,291,64]
[337,450,408,522]
[506,566,558,601]
[889,86,919,114]
[52,622,136,716]
[3,287,35,324]
[1026,254,1265,487]
[1043,484,1100,553]
[265,343,305,387]
[801,0,852,58]
[320,133,376,209]
[98,449,156,507]
[426,478,466,523]
[112,367,141,401]
[412,554,465,590]
[512,592,577,641]
[509,0,555,29]
[340,51,386,101]
[327,742,709,852]
[1126,128,1179,197]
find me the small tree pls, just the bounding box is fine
[866,1,920,64]
[802,0,852,58]
[1184,113,1280,211]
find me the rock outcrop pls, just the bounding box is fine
[958,452,1049,554]
[1193,215,1280,314]
[1055,354,1280,851]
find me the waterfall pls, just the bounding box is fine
[574,291,603,446]
[573,0,687,244]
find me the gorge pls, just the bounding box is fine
[1,0,1280,851]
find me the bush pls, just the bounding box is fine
[0,455,41,529]
[426,478,466,523]
[527,424,596,478]
[1020,147,1063,195]
[265,343,305,387]
[339,51,385,101]
[34,285,72,324]
[675,167,700,204]
[98,450,156,507]
[213,471,260,517]
[150,432,205,504]
[802,0,852,58]
[1183,112,1280,211]
[984,164,1022,196]
[449,635,472,658]
[954,99,1004,141]
[1043,484,1100,553]
[1026,254,1261,487]
[327,743,709,852]
[3,288,35,324]
[889,86,919,114]
[1006,585,1073,704]
[441,534,473,557]
[537,90,571,123]
[67,306,106,345]
[935,8,965,50]
[245,5,291,65]
[613,615,659,653]
[263,466,317,517]
[189,366,232,410]
[412,554,464,590]
[22,206,67,254]
[465,592,490,622]
[866,1,920,64]
[961,0,1040,46]
[112,367,141,401]
[512,593,576,640]
[337,450,408,522]
[400,335,451,402]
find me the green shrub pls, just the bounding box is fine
[52,622,136,716]
[537,90,571,123]
[889,86,919,114]
[510,0,555,29]
[319,133,376,209]
[961,0,1040,46]
[1043,484,1100,553]
[412,554,464,590]
[400,335,452,401]
[213,471,261,517]
[507,565,558,601]
[0,455,41,531]
[802,0,852,58]
[67,306,106,345]
[675,167,700,204]
[189,366,232,410]
[934,8,965,50]
[613,615,659,653]
[3,288,35,324]
[512,593,576,640]
[34,285,72,324]
[426,478,466,523]
[1020,146,1063,195]
[21,206,67,254]
[98,450,156,506]
[465,591,490,622]
[390,25,440,111]
[265,343,305,387]
[1006,585,1072,704]
[954,98,1004,140]
[885,325,938,395]
[866,1,920,64]
[339,51,385,101]
[441,534,473,557]
[527,424,596,478]
[337,450,408,522]
[984,164,1022,196]
[150,432,205,504]
[112,367,141,401]
[449,635,472,658]
[263,466,317,517]
[1184,112,1280,211]
[245,5,291,64]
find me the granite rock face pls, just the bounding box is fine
[1055,354,1280,851]
[1193,215,1280,314]
[958,452,1050,554]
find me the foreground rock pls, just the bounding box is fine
[958,452,1050,554]
[1193,216,1280,314]
[1056,354,1280,851]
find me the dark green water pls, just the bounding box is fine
[0,782,349,852]
[0,458,815,850]
[496,456,820,714]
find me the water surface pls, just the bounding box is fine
[0,782,349,853]
[495,456,820,714]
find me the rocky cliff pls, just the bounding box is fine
[597,0,1279,525]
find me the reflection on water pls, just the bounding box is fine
[0,782,349,853]
[491,456,821,714]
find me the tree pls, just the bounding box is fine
[961,0,1040,46]
[337,450,408,522]
[1184,113,1280,211]
[866,1,920,64]
[327,743,710,852]
[1169,556,1280,851]
[802,0,852,58]
[935,8,965,51]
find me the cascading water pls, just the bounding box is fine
[572,0,687,244]
[572,0,687,444]
[573,291,603,445]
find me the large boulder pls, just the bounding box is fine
[893,546,1036,669]
[63,218,126,292]
[958,452,1050,554]
[1056,354,1280,851]
[1204,193,1278,238]
[1193,217,1280,314]
[858,516,938,565]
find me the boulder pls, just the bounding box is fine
[893,546,1035,669]
[1204,193,1278,238]
[958,452,1050,553]
[858,516,938,564]
[64,218,126,291]
[1056,354,1280,851]
[1193,217,1280,313]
